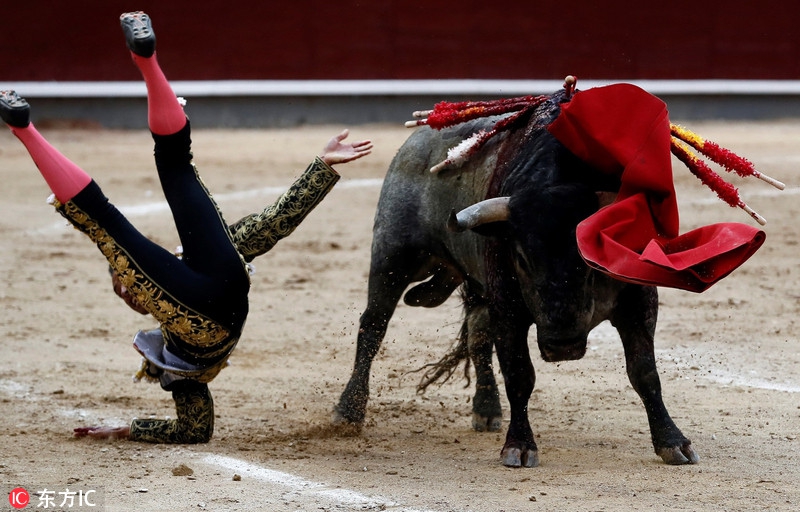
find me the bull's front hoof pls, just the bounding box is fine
[328,411,363,437]
[472,412,502,432]
[331,407,364,430]
[656,441,699,465]
[501,445,539,467]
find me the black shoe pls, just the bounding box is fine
[0,90,30,128]
[120,11,156,58]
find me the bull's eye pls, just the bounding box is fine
[513,246,531,272]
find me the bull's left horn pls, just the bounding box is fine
[447,197,511,232]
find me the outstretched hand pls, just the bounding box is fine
[320,129,373,166]
[74,426,131,440]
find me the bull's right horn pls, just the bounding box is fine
[447,196,511,232]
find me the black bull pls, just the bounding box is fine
[333,97,699,467]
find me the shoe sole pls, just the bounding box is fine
[120,11,156,57]
[0,90,30,128]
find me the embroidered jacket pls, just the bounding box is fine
[229,157,340,261]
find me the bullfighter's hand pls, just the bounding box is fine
[73,425,131,440]
[320,129,373,166]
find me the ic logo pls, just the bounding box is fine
[8,487,29,509]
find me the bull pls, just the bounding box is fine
[332,87,700,467]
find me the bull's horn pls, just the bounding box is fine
[447,197,511,232]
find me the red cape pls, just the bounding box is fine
[547,84,765,292]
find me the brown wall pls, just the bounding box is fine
[2,1,798,82]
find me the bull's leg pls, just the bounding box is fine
[493,320,538,467]
[332,249,419,426]
[333,291,405,426]
[463,295,502,432]
[611,285,699,465]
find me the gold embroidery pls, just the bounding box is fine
[129,381,214,444]
[54,197,232,349]
[229,157,340,261]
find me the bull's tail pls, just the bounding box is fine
[412,318,472,394]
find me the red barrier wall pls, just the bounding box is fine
[2,1,797,82]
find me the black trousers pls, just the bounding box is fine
[64,122,250,361]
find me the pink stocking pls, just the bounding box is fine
[131,52,187,136]
[10,124,91,203]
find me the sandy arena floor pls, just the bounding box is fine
[0,120,798,511]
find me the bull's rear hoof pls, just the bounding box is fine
[472,412,502,432]
[656,442,699,465]
[501,446,539,467]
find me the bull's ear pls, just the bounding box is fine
[596,191,618,208]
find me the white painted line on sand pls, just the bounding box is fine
[0,377,435,509]
[118,178,383,217]
[35,177,796,232]
[31,177,384,234]
[589,323,800,393]
[689,185,800,205]
[705,372,800,393]
[201,454,436,512]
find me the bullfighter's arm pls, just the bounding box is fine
[228,157,340,262]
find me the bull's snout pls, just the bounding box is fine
[537,335,588,362]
